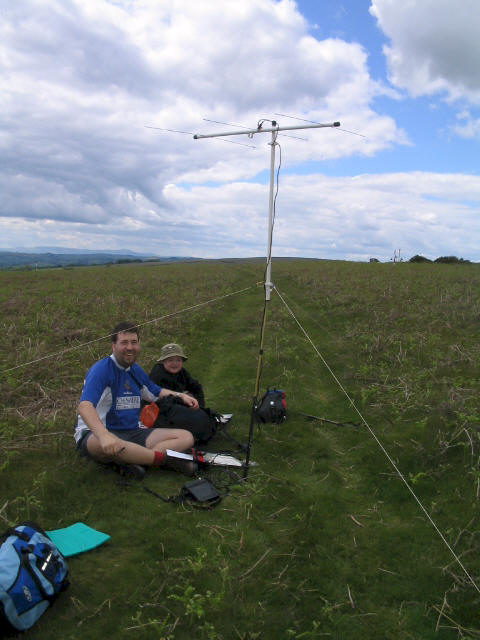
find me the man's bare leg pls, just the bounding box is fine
[86,427,195,474]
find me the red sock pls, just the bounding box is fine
[153,451,165,466]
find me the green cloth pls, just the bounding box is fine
[45,522,110,557]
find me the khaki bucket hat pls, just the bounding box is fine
[158,343,187,361]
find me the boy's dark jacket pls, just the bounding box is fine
[149,363,205,407]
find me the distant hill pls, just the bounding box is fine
[0,249,201,269]
[11,246,154,256]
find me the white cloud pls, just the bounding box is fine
[451,110,480,140]
[370,0,480,104]
[1,0,478,262]
[0,0,405,234]
[2,171,479,262]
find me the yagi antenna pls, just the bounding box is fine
[145,125,256,148]
[194,117,340,299]
[274,113,366,138]
[203,118,308,142]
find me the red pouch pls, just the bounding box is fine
[139,402,159,428]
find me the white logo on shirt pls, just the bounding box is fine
[116,396,140,410]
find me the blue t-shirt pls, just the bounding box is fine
[75,355,161,442]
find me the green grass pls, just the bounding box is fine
[1,259,480,639]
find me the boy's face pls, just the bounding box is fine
[163,355,183,375]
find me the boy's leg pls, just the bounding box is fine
[145,427,194,452]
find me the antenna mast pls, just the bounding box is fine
[194,117,340,476]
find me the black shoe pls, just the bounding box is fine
[163,452,197,477]
[113,463,146,480]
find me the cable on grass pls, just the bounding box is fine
[117,472,234,510]
[273,284,480,597]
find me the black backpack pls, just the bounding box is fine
[255,389,286,424]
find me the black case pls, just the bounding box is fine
[182,478,220,502]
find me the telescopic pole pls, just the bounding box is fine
[265,126,277,301]
[193,119,340,478]
[242,126,278,477]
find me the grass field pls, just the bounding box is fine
[1,258,480,639]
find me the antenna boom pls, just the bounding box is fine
[194,121,340,139]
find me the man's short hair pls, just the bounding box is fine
[111,321,139,343]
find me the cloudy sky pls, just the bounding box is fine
[2,0,480,262]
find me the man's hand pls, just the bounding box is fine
[98,431,125,457]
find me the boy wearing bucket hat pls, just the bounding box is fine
[148,343,221,443]
[150,343,205,407]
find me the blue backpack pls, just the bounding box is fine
[0,522,69,633]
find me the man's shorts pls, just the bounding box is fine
[77,427,151,458]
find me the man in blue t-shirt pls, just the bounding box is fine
[75,321,196,475]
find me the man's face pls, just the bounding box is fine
[163,355,183,375]
[112,331,140,368]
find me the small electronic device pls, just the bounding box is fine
[182,478,220,503]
